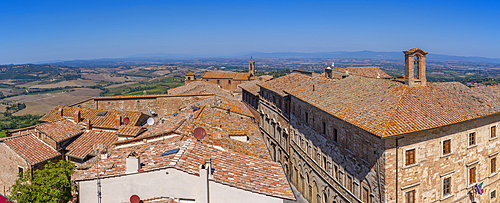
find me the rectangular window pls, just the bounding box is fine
[469,132,476,146]
[492,158,497,174]
[18,167,23,175]
[443,139,451,155]
[305,112,309,124]
[333,128,338,142]
[346,176,353,192]
[469,167,476,184]
[492,126,497,138]
[492,190,496,199]
[443,177,451,196]
[217,80,220,85]
[362,187,369,203]
[228,80,231,85]
[334,165,339,180]
[405,149,415,165]
[322,156,327,169]
[322,122,326,135]
[406,190,415,203]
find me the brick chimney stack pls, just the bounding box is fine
[58,108,63,118]
[86,120,92,130]
[115,115,121,128]
[74,110,81,123]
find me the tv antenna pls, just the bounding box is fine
[93,143,103,203]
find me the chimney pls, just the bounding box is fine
[126,151,141,174]
[325,67,333,79]
[199,157,211,203]
[86,120,92,130]
[115,115,121,128]
[58,108,63,118]
[74,110,81,123]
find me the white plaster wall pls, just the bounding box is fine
[79,168,284,203]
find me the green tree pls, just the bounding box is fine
[9,160,75,203]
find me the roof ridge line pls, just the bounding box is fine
[381,85,409,137]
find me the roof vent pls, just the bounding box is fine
[126,151,140,174]
[97,111,107,116]
[160,148,180,157]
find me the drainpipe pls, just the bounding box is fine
[395,137,403,203]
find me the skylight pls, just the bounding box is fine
[160,148,179,157]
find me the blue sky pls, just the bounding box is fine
[1,0,499,64]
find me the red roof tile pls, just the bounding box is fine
[36,119,83,142]
[1,133,60,165]
[201,72,251,80]
[332,67,392,79]
[117,126,145,137]
[258,73,312,97]
[76,138,294,200]
[40,106,145,130]
[66,130,118,160]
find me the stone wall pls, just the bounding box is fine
[289,96,384,203]
[383,114,500,203]
[0,143,29,196]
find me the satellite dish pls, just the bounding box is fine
[130,195,140,203]
[123,117,130,125]
[147,118,155,126]
[151,110,156,115]
[193,127,206,140]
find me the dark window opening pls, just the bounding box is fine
[406,149,415,165]
[322,122,326,135]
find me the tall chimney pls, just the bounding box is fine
[199,157,211,203]
[115,115,121,128]
[58,108,63,118]
[86,120,92,130]
[126,151,140,174]
[74,110,81,123]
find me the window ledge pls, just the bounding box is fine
[402,163,419,170]
[467,144,478,149]
[490,136,498,141]
[440,194,454,201]
[441,153,454,158]
[489,172,498,178]
[467,183,477,189]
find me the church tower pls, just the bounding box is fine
[403,48,428,87]
[248,56,255,77]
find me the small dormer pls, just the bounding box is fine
[403,48,428,87]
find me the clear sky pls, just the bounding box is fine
[1,0,499,64]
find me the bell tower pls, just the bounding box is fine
[248,56,255,77]
[403,48,428,87]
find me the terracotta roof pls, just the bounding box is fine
[286,75,500,137]
[331,67,392,79]
[167,81,232,98]
[185,72,195,76]
[238,80,262,95]
[1,133,60,165]
[117,126,145,137]
[76,137,294,200]
[201,72,251,81]
[93,93,213,100]
[36,119,83,142]
[66,130,118,160]
[214,96,253,117]
[258,73,312,97]
[40,106,145,130]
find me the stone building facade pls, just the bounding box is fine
[250,48,500,203]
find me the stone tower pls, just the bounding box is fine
[248,56,255,77]
[403,48,428,87]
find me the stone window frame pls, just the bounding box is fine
[440,174,453,201]
[491,155,498,177]
[490,124,498,141]
[466,162,479,187]
[441,138,453,158]
[403,147,418,169]
[467,130,478,149]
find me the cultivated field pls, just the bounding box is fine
[18,79,97,89]
[2,88,101,115]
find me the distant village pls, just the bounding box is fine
[2,48,500,203]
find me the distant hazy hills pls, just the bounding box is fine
[30,51,500,67]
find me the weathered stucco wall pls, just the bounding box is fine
[0,143,28,196]
[79,168,284,203]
